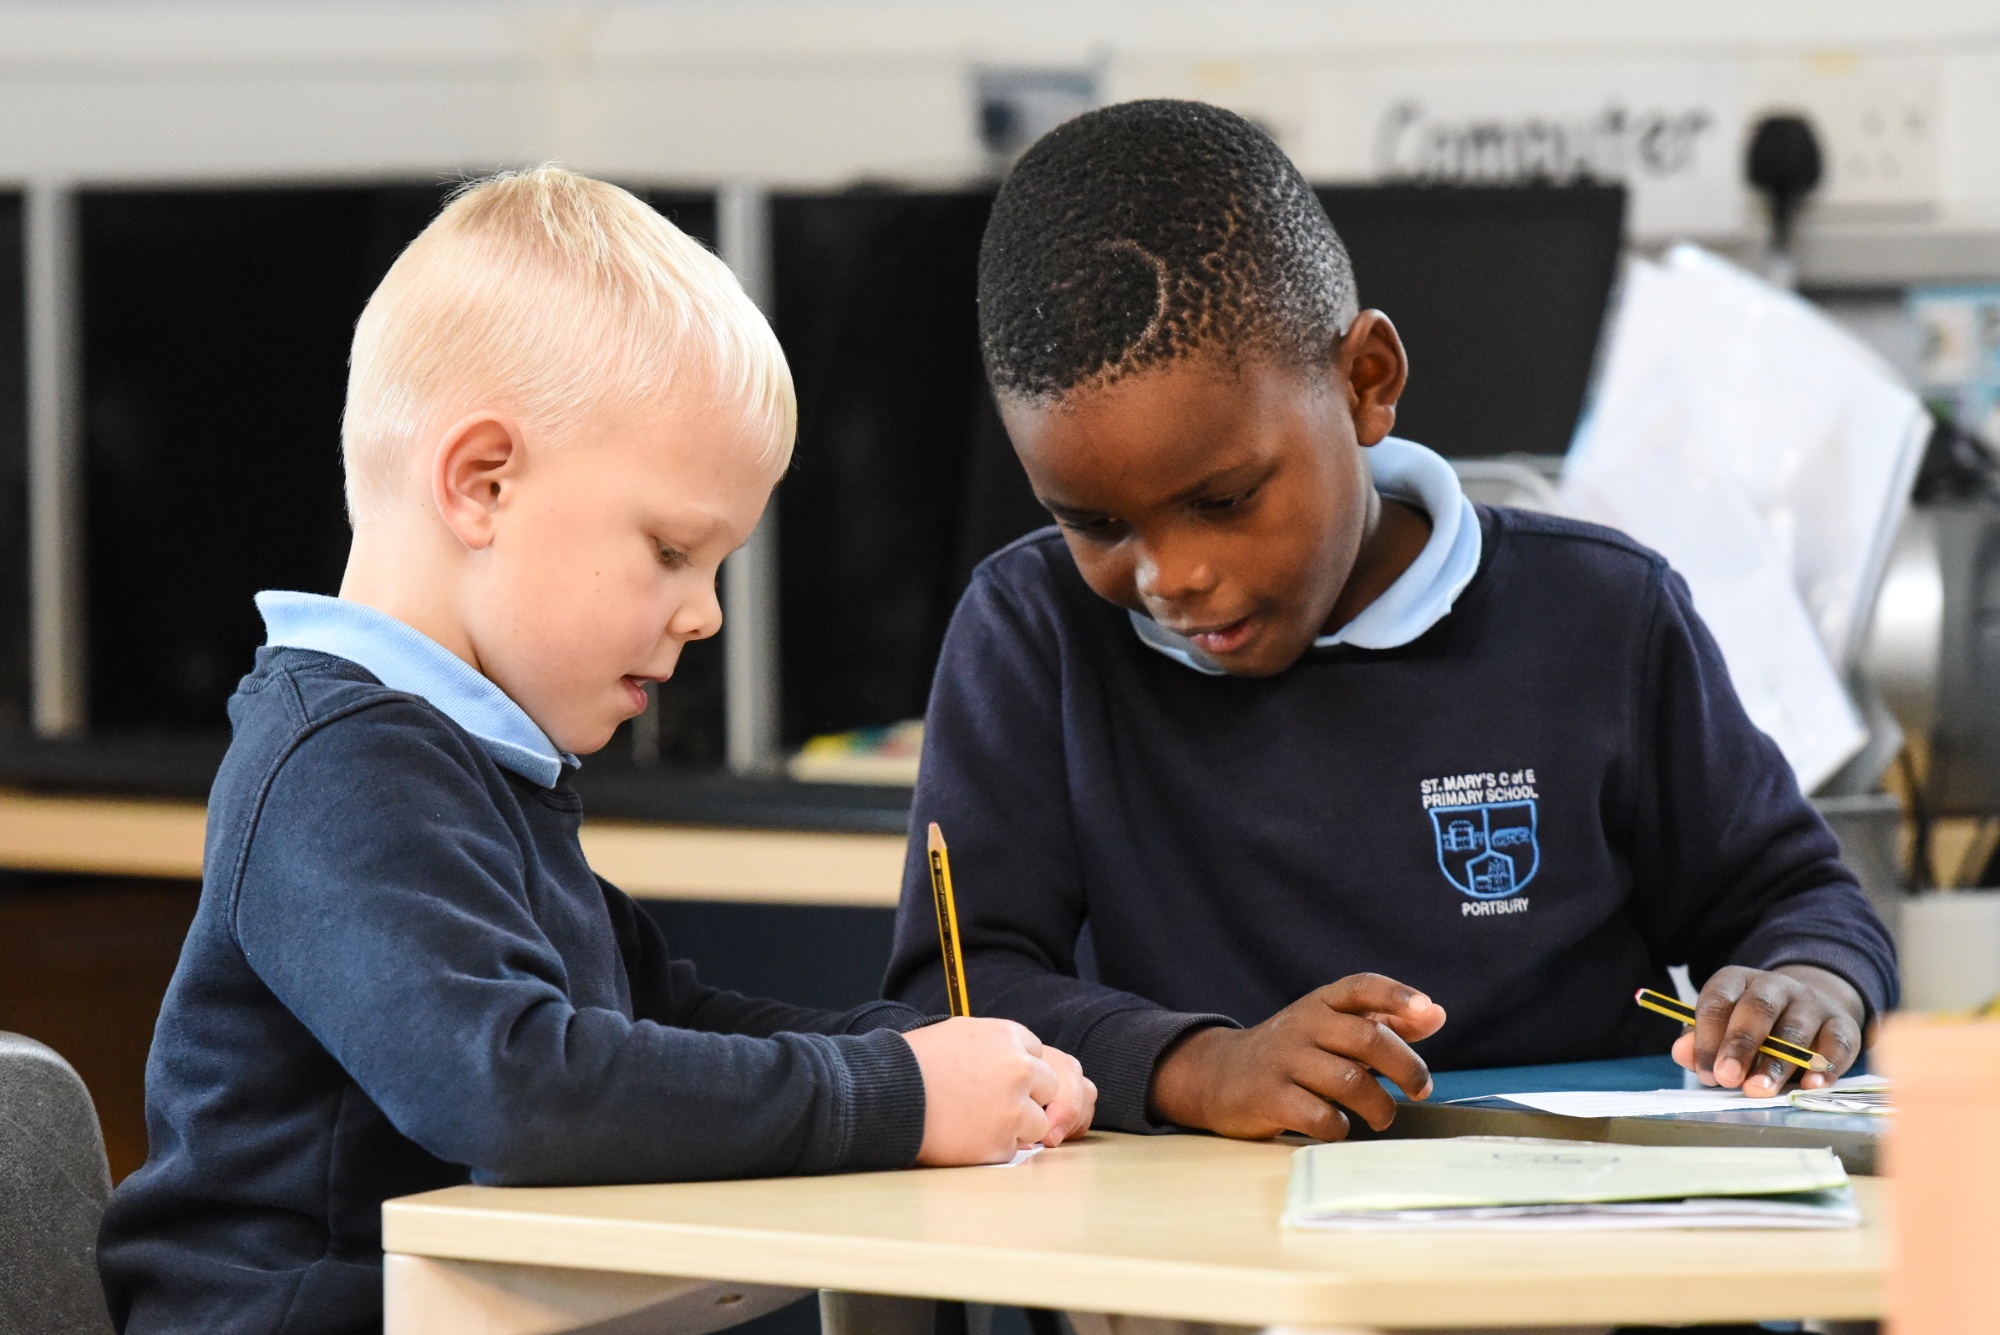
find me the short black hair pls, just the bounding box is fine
[977,99,1358,403]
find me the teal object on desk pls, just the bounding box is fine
[1422,1054,1686,1102]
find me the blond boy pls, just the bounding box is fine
[97,168,1092,1335]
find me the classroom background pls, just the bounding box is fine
[1,3,1998,1331]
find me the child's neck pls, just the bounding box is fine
[1321,495,1432,635]
[338,522,484,676]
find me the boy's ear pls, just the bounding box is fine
[431,413,524,553]
[1335,311,1409,447]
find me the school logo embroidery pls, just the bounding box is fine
[1420,769,1540,916]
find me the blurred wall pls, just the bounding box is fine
[0,1,1995,270]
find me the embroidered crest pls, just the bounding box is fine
[1429,800,1538,898]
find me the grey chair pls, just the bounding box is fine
[0,1032,116,1335]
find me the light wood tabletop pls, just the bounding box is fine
[0,790,905,906]
[381,1130,1884,1332]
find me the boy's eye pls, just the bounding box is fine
[1192,486,1257,515]
[1056,515,1126,542]
[657,543,690,571]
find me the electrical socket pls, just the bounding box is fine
[1753,54,1939,214]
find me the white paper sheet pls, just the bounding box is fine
[1491,1075,1888,1118]
[1495,1087,1798,1116]
[985,1144,1043,1167]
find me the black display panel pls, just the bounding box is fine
[0,194,24,737]
[771,190,1046,746]
[1316,184,1626,459]
[74,185,720,756]
[82,188,394,733]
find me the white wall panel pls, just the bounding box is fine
[0,74,527,180]
[554,67,977,186]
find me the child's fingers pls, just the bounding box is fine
[1318,974,1435,1023]
[1690,966,1752,1081]
[1061,1073,1097,1140]
[1078,1080,1099,1133]
[1012,1099,1051,1155]
[1275,1086,1351,1143]
[1041,1105,1071,1146]
[1041,1096,1085,1145]
[1024,1055,1060,1109]
[1750,997,1846,1095]
[1812,1012,1862,1077]
[1040,1070,1095,1145]
[1301,1007,1433,1102]
[1286,1048,1399,1131]
[1367,1004,1449,1042]
[1672,1030,1725,1084]
[1791,1013,1863,1090]
[1709,975,1794,1089]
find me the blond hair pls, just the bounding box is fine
[342,166,793,522]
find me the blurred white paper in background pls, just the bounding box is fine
[1562,245,1930,792]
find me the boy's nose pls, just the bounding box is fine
[669,584,724,643]
[1134,545,1219,606]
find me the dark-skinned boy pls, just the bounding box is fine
[885,100,1894,1144]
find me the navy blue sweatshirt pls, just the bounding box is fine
[100,648,929,1335]
[884,508,1898,1133]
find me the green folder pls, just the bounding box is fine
[1283,1137,1857,1231]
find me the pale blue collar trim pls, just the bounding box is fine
[255,590,578,788]
[1130,437,1484,675]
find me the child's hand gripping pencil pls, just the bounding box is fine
[901,822,1097,1162]
[1636,986,1839,1093]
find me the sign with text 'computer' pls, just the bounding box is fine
[1358,62,1743,238]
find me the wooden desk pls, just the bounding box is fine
[0,791,905,906]
[382,1131,1884,1333]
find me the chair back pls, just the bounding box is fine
[0,1032,116,1335]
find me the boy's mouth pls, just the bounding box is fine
[619,675,656,715]
[1177,615,1257,657]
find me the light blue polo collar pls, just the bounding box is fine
[1130,436,1483,675]
[255,590,578,788]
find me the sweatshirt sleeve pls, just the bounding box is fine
[1625,567,1899,1019]
[882,558,1234,1132]
[231,703,926,1186]
[599,882,936,1038]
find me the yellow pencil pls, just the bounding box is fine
[1634,987,1835,1074]
[926,821,972,1018]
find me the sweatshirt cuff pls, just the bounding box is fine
[829,1028,928,1172]
[1073,1007,1238,1134]
[1750,942,1897,1023]
[841,999,940,1035]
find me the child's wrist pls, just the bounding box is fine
[1147,1024,1230,1128]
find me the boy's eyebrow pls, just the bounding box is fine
[641,504,729,546]
[1037,496,1103,521]
[1038,458,1274,521]
[1163,457,1273,504]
